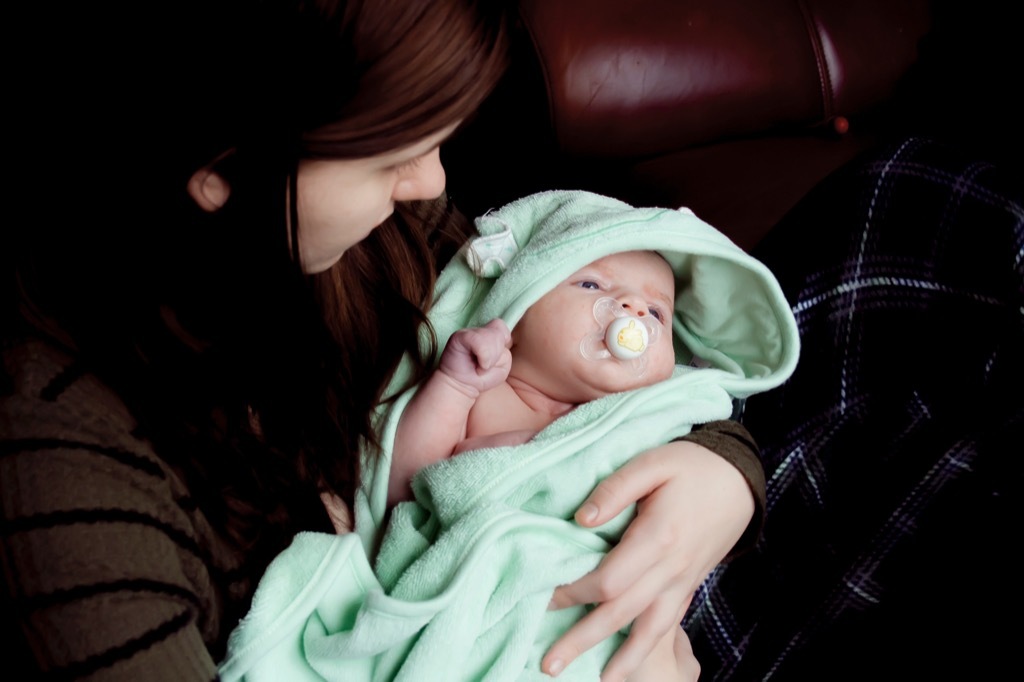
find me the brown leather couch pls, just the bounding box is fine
[444,0,1020,251]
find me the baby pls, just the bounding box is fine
[390,248,684,680]
[390,249,677,504]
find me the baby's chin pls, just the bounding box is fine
[576,362,666,398]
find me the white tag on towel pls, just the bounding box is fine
[465,220,519,278]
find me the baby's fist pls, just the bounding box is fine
[439,319,513,393]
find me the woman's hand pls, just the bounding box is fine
[541,440,755,681]
[320,491,354,534]
[626,626,701,682]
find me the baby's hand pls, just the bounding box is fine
[438,319,512,396]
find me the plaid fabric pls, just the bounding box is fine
[685,136,1024,680]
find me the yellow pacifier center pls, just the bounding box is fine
[605,316,648,360]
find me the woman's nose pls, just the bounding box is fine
[392,148,446,202]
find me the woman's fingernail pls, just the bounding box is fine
[547,658,564,676]
[577,503,598,524]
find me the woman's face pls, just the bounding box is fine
[295,122,460,273]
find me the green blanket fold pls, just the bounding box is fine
[219,190,800,681]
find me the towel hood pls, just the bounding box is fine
[431,189,800,397]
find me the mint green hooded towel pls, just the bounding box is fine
[219,190,800,681]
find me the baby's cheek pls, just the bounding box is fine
[653,351,677,381]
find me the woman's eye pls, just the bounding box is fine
[578,280,600,290]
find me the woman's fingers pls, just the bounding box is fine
[573,450,666,528]
[544,551,679,678]
[601,588,690,682]
[549,548,638,611]
[670,623,701,682]
[319,491,353,534]
[551,504,668,608]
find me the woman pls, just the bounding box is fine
[2,1,760,679]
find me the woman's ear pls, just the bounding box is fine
[187,165,231,212]
[187,148,236,212]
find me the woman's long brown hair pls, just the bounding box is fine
[5,0,509,618]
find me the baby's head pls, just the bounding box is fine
[509,250,676,403]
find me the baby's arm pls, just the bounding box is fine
[451,428,538,456]
[390,319,512,505]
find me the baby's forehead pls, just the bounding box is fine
[584,249,667,266]
[575,251,674,286]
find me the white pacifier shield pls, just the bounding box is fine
[579,297,661,378]
[605,316,648,360]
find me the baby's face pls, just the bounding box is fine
[510,250,677,403]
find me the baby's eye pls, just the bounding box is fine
[649,306,665,323]
[578,280,601,290]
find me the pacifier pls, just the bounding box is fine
[580,297,662,377]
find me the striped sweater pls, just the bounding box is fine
[1,337,765,680]
[1,338,248,681]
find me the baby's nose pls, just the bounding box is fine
[618,294,649,317]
